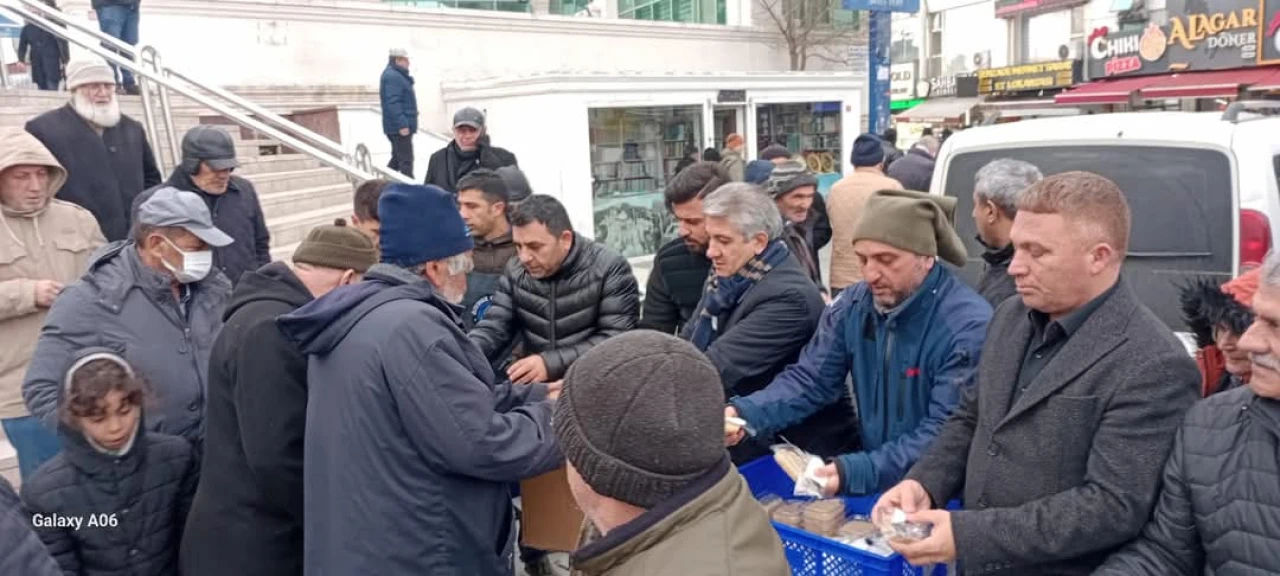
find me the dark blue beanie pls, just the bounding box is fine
[745,160,775,185]
[378,183,474,267]
[852,133,886,167]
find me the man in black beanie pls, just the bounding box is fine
[556,331,788,576]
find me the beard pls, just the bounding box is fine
[72,92,122,128]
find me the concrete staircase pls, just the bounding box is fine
[0,86,377,484]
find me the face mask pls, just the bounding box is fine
[158,236,213,284]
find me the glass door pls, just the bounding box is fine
[712,105,745,154]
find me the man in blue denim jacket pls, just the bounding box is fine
[726,190,991,496]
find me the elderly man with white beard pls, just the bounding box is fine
[26,59,162,241]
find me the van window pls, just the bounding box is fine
[944,146,1233,330]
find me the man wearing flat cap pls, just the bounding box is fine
[24,187,234,446]
[133,125,270,287]
[425,106,519,193]
[727,189,992,497]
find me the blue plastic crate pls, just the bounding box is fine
[738,457,948,576]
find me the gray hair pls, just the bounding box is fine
[701,183,783,241]
[975,159,1044,217]
[405,252,473,277]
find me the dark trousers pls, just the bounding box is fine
[387,133,414,178]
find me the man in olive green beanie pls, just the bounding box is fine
[851,189,967,270]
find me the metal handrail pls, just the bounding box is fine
[1,0,413,184]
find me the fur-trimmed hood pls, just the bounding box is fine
[1180,271,1258,348]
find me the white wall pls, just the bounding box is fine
[938,0,1009,71]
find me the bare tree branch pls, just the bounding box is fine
[756,0,867,70]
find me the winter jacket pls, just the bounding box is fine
[570,457,789,576]
[462,232,518,331]
[719,149,745,182]
[18,23,68,89]
[470,234,640,381]
[906,279,1199,576]
[23,242,231,444]
[783,222,823,289]
[684,255,856,463]
[425,140,519,193]
[731,264,991,495]
[181,262,312,576]
[277,263,563,576]
[826,168,903,291]
[639,237,710,335]
[1093,388,1280,576]
[808,193,831,253]
[22,420,198,576]
[0,476,60,576]
[0,131,105,419]
[132,169,270,287]
[473,231,517,275]
[26,104,162,241]
[379,63,418,136]
[881,138,904,169]
[976,243,1016,308]
[886,147,936,193]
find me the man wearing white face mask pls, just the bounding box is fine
[23,187,233,447]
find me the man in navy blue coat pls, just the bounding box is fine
[380,48,418,178]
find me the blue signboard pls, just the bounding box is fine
[842,0,920,13]
[867,11,893,135]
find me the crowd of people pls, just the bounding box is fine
[0,52,1277,576]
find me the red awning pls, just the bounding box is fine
[1054,76,1165,105]
[1140,67,1280,99]
[1245,67,1280,92]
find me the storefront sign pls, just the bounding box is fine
[994,0,1088,18]
[924,74,980,98]
[977,60,1081,94]
[1085,0,1268,79]
[1260,0,1280,63]
[843,0,921,13]
[716,89,746,104]
[891,62,918,101]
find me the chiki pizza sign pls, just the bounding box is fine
[1086,0,1280,78]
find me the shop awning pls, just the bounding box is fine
[1243,67,1280,92]
[1140,68,1279,99]
[894,97,981,123]
[1054,76,1165,105]
[994,107,1082,118]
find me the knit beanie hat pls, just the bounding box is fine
[852,133,886,167]
[745,159,775,185]
[852,189,967,267]
[292,219,378,273]
[65,59,116,90]
[378,184,474,267]
[554,331,726,509]
[764,159,818,199]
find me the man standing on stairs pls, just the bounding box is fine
[425,107,518,193]
[380,48,417,179]
[26,58,161,242]
[133,125,270,286]
[92,0,141,95]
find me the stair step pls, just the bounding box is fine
[245,168,348,195]
[260,183,353,220]
[267,204,352,247]
[270,241,300,262]
[237,154,324,175]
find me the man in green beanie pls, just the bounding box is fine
[557,331,789,576]
[726,189,993,497]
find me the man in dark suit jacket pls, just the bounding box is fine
[875,172,1200,575]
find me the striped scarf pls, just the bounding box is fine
[688,240,790,351]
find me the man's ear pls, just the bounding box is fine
[559,230,574,245]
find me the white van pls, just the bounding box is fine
[931,104,1280,342]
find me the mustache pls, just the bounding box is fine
[1252,353,1280,372]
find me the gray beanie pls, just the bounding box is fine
[764,159,818,199]
[553,331,726,509]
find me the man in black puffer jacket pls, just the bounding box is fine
[470,195,640,385]
[1094,253,1280,576]
[1,476,59,576]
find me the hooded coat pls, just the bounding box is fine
[25,104,162,241]
[0,475,59,576]
[22,242,231,444]
[1180,271,1258,398]
[0,130,106,420]
[424,137,519,193]
[181,262,313,576]
[277,263,562,576]
[885,146,937,192]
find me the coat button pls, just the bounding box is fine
[987,443,999,456]
[187,402,200,412]
[129,549,138,556]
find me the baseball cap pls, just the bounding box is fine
[453,107,486,130]
[181,125,240,171]
[136,187,234,247]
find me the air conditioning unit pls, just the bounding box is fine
[972,51,991,69]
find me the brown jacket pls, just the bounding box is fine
[571,459,789,576]
[0,129,104,419]
[826,168,903,291]
[473,230,516,275]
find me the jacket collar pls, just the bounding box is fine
[387,62,414,81]
[166,167,243,198]
[571,456,732,573]
[1249,395,1280,439]
[545,234,586,281]
[858,262,948,326]
[475,230,513,250]
[980,240,1014,268]
[58,418,146,479]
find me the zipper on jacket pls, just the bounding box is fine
[883,328,900,423]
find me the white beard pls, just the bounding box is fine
[72,92,122,128]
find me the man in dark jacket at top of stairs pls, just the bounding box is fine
[181,222,376,576]
[26,59,162,241]
[132,125,270,286]
[1093,249,1280,576]
[638,161,724,336]
[380,48,417,179]
[425,107,518,193]
[277,183,562,576]
[470,194,640,384]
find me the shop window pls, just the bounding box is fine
[387,0,531,12]
[618,0,726,23]
[756,102,843,176]
[589,106,704,258]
